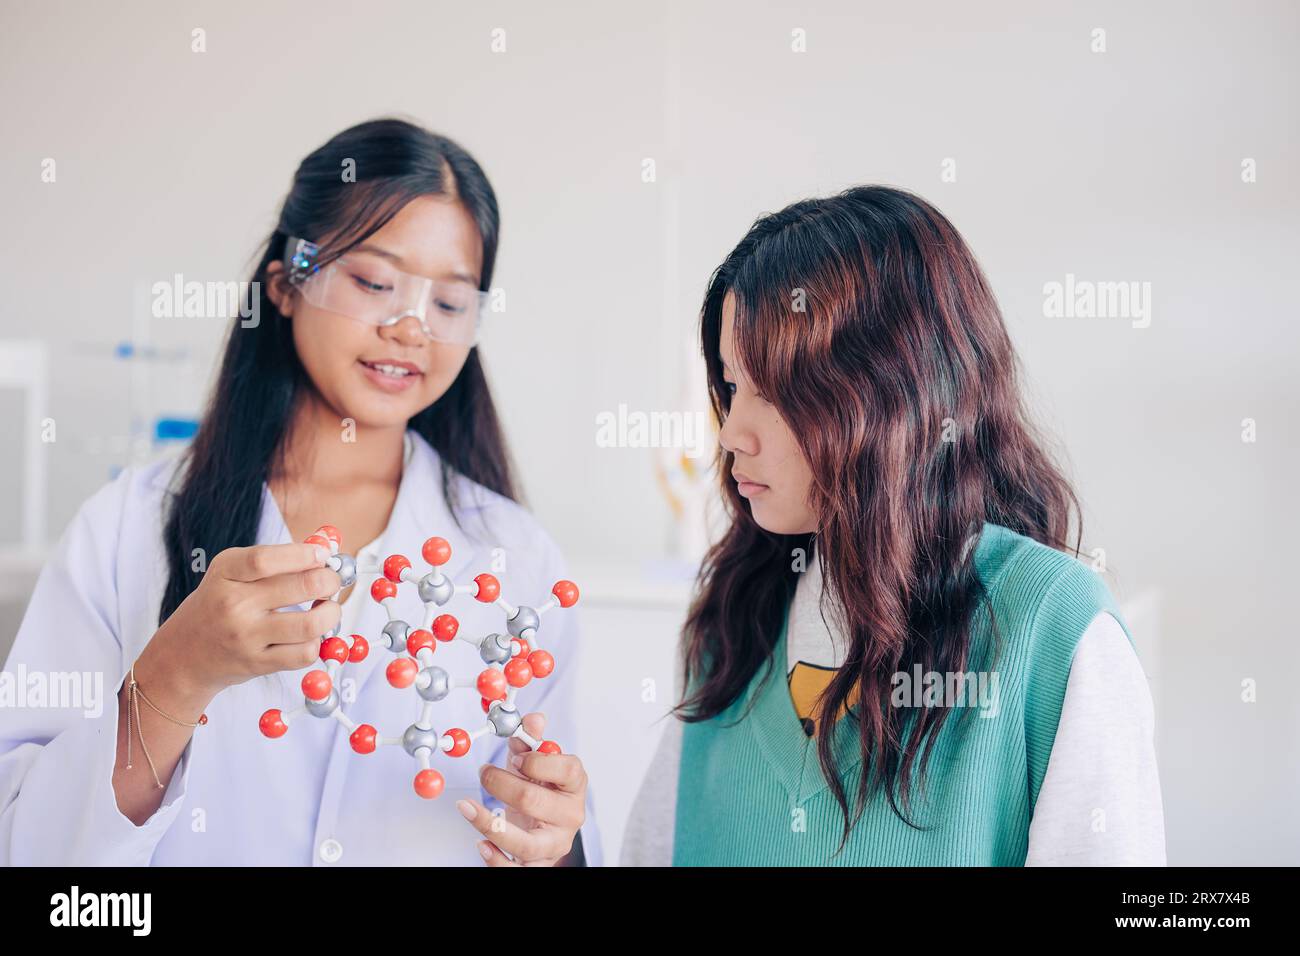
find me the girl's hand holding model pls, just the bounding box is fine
[115,542,338,819]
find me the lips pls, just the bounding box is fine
[732,470,770,499]
[357,358,424,393]
[359,358,423,378]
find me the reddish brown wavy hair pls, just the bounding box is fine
[675,186,1082,845]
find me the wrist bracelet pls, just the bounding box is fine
[123,662,208,790]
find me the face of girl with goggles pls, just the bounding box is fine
[267,195,487,430]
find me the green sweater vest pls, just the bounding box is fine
[672,522,1133,866]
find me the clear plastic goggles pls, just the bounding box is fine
[284,236,487,346]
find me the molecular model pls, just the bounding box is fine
[258,525,579,800]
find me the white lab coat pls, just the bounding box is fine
[0,430,603,866]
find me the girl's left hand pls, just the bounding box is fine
[457,713,587,866]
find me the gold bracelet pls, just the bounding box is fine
[123,662,207,791]
[129,663,208,727]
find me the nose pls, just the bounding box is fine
[718,401,757,459]
[379,312,429,347]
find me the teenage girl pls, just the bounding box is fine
[622,186,1163,865]
[0,119,598,867]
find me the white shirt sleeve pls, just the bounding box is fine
[0,469,193,865]
[621,630,687,867]
[619,714,682,866]
[1025,611,1167,865]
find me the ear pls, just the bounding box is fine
[265,260,295,317]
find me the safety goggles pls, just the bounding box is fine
[284,237,488,346]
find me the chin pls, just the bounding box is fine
[746,501,809,536]
[338,393,421,430]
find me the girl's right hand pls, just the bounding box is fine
[142,542,343,706]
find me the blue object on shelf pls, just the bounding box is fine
[154,417,200,442]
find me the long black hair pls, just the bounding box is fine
[159,118,517,625]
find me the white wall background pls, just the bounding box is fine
[0,0,1296,865]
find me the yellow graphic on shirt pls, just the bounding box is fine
[788,661,859,737]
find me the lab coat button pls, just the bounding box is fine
[319,838,343,863]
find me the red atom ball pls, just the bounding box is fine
[406,628,435,657]
[383,554,411,583]
[422,536,452,567]
[432,613,459,642]
[504,657,533,688]
[350,724,377,754]
[473,573,500,603]
[528,650,555,678]
[370,578,398,603]
[414,769,445,799]
[301,669,332,701]
[387,658,418,689]
[316,525,341,547]
[444,728,471,757]
[538,740,562,755]
[320,636,349,664]
[348,635,369,663]
[552,580,579,608]
[259,709,288,738]
[476,667,507,701]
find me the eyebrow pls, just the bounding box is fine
[352,243,479,286]
[353,242,404,264]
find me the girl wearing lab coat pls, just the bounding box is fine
[0,118,600,867]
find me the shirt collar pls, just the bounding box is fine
[366,428,486,583]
